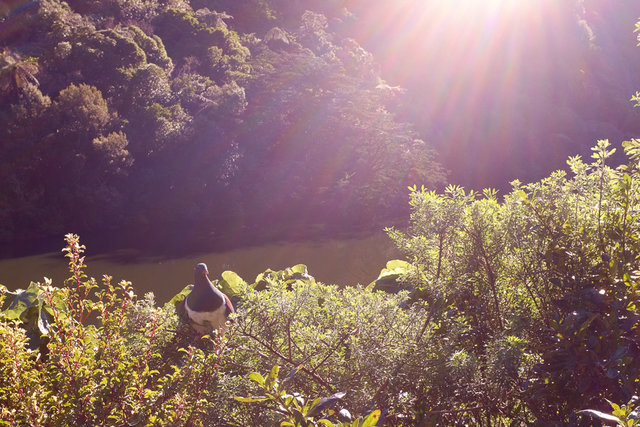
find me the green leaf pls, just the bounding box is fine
[252,269,275,291]
[369,259,411,293]
[234,395,270,403]
[248,372,265,386]
[606,367,620,379]
[291,408,308,426]
[577,313,599,336]
[220,270,245,298]
[611,405,625,418]
[289,264,308,275]
[385,259,411,271]
[286,265,314,283]
[360,409,381,427]
[612,346,627,362]
[265,365,280,391]
[2,282,41,321]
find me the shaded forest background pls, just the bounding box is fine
[1,0,639,253]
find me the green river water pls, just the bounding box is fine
[0,232,402,304]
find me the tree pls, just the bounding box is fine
[236,31,444,229]
[66,29,147,97]
[124,25,173,73]
[152,7,251,83]
[53,83,111,141]
[126,63,172,109]
[92,131,134,174]
[0,50,39,101]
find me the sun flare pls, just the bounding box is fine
[348,0,575,185]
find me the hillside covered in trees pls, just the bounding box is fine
[0,0,446,249]
[2,0,640,251]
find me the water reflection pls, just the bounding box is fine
[0,233,402,304]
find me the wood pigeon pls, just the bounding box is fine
[183,263,234,334]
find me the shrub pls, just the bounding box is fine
[0,234,225,426]
[387,140,640,423]
[3,140,640,424]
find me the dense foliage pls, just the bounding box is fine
[386,139,640,424]
[3,1,640,425]
[3,141,640,425]
[0,0,445,245]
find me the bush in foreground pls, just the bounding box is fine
[0,235,420,425]
[2,140,640,425]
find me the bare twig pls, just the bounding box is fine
[241,330,334,392]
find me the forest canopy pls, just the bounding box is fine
[2,1,640,249]
[0,0,446,246]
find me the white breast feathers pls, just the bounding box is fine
[185,296,229,334]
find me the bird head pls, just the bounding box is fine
[195,263,209,277]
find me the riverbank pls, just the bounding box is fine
[0,231,403,304]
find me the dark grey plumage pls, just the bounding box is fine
[184,263,234,333]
